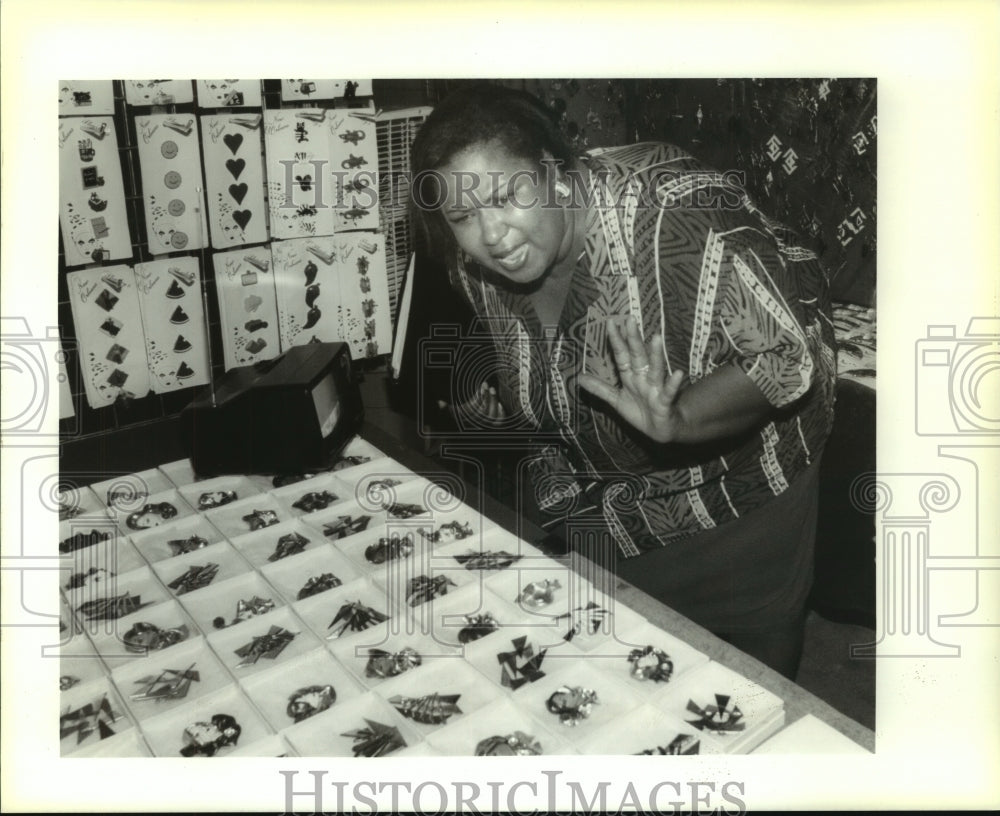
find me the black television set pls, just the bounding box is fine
[179,342,363,477]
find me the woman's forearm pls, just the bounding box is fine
[670,363,776,444]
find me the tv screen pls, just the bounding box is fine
[311,373,341,440]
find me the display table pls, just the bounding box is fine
[57,401,873,757]
[360,418,876,754]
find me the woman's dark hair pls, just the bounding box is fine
[410,83,575,259]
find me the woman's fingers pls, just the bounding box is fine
[624,315,647,364]
[646,334,667,383]
[487,386,504,420]
[658,369,685,407]
[578,373,623,410]
[468,382,505,423]
[605,317,632,374]
[468,381,488,413]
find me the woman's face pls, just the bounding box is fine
[437,142,574,287]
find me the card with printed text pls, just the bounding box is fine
[327,102,380,232]
[58,81,115,116]
[134,257,211,392]
[280,79,372,102]
[196,80,262,109]
[59,117,131,267]
[66,264,151,408]
[134,113,209,254]
[212,246,281,370]
[200,113,269,248]
[124,80,194,107]
[264,109,337,239]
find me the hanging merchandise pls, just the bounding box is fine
[332,232,392,360]
[280,79,372,103]
[58,81,115,116]
[264,110,337,239]
[124,80,194,107]
[212,246,281,370]
[58,340,76,420]
[66,264,151,408]
[272,233,391,359]
[133,257,211,392]
[200,113,269,248]
[196,80,262,109]
[326,102,380,232]
[134,114,209,254]
[59,117,132,268]
[271,237,342,347]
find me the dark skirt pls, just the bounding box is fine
[586,459,821,635]
[540,461,820,635]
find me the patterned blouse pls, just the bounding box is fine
[448,142,837,558]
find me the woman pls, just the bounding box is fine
[410,84,837,678]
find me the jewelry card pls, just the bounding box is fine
[574,702,714,755]
[152,539,253,599]
[425,697,574,756]
[259,539,362,602]
[292,576,396,644]
[60,678,134,755]
[212,246,281,370]
[650,661,786,754]
[58,81,115,116]
[140,684,272,757]
[66,264,151,408]
[111,635,234,721]
[513,659,643,742]
[206,605,320,678]
[175,474,264,514]
[200,113,269,248]
[331,231,392,361]
[282,690,419,758]
[59,117,131,267]
[180,570,285,637]
[264,110,337,239]
[105,488,195,536]
[134,114,209,254]
[327,103,380,232]
[271,237,343,347]
[228,518,326,569]
[129,513,227,564]
[238,648,364,732]
[196,80,262,109]
[374,657,502,734]
[280,79,372,102]
[134,257,211,392]
[123,80,194,107]
[61,625,108,694]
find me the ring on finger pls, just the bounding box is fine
[633,364,650,375]
[618,362,632,372]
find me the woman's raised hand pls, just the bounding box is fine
[578,316,687,444]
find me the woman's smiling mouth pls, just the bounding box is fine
[493,244,529,272]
